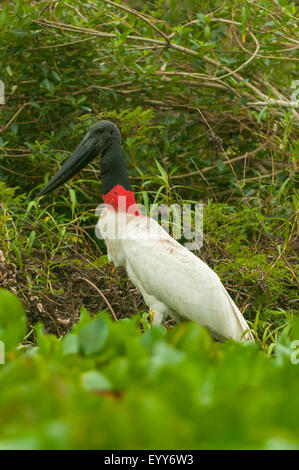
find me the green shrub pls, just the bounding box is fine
[0,289,298,449]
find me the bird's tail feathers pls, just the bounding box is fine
[223,288,255,341]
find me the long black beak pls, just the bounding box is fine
[37,132,99,197]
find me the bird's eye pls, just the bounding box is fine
[98,128,104,134]
[110,130,114,135]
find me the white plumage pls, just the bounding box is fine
[97,207,254,342]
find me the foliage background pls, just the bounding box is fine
[0,0,298,450]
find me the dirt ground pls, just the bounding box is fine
[0,248,148,336]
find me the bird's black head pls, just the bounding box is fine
[88,120,122,155]
[37,120,122,197]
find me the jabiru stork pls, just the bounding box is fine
[38,121,254,341]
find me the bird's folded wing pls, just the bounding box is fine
[120,216,253,341]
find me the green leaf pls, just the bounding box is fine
[69,188,77,216]
[27,230,36,251]
[152,341,185,366]
[11,122,18,135]
[0,9,7,28]
[78,316,109,355]
[0,289,27,351]
[51,70,61,82]
[0,288,25,327]
[61,333,79,355]
[216,159,224,172]
[40,79,55,93]
[204,25,210,40]
[6,65,12,76]
[71,306,93,335]
[80,370,112,392]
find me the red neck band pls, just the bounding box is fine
[102,185,140,216]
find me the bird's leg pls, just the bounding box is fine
[150,309,156,325]
[125,261,168,326]
[150,309,165,326]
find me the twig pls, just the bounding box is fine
[170,145,266,180]
[0,103,28,134]
[29,36,99,49]
[34,18,167,45]
[78,276,118,321]
[215,29,260,81]
[190,158,218,201]
[241,170,284,182]
[246,99,299,109]
[65,2,86,20]
[95,0,170,43]
[196,108,248,203]
[0,164,39,178]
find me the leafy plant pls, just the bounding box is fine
[0,289,298,449]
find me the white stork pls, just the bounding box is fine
[38,121,254,342]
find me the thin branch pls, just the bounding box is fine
[95,0,170,43]
[0,103,28,134]
[246,100,299,108]
[30,35,99,49]
[77,277,118,321]
[241,170,284,182]
[170,144,266,180]
[34,18,167,45]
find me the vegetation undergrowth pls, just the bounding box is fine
[0,289,299,450]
